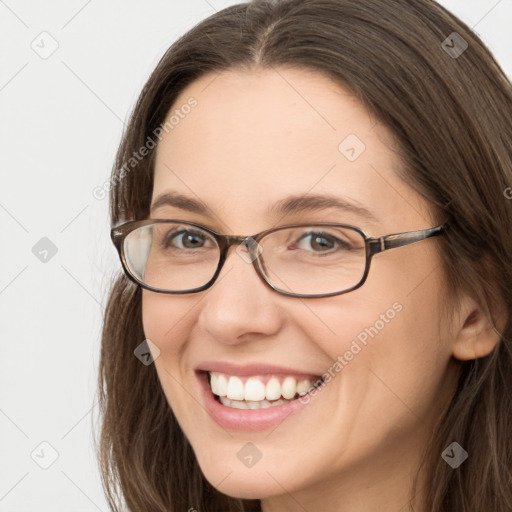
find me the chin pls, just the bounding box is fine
[198,462,282,500]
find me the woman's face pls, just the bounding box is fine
[143,68,460,508]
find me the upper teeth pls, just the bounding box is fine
[209,372,315,402]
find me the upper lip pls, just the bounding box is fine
[196,361,322,378]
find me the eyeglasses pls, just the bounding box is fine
[111,219,445,298]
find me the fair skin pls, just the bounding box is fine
[142,67,498,512]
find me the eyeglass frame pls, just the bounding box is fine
[111,219,445,299]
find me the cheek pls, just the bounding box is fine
[141,292,197,399]
[301,264,453,426]
[141,291,205,432]
[141,291,198,351]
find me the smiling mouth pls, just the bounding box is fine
[206,371,324,410]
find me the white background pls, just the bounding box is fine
[1,1,511,510]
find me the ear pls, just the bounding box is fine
[451,294,502,361]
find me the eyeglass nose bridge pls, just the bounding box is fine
[207,234,268,291]
[220,235,264,263]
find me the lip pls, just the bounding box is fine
[196,361,321,378]
[196,366,323,431]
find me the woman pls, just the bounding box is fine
[98,1,512,510]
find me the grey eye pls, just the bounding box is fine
[164,229,213,249]
[295,231,349,252]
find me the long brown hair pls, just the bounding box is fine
[97,1,512,510]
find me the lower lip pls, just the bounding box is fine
[197,372,315,431]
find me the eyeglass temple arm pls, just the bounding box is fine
[368,225,444,256]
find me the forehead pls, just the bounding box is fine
[155,67,376,176]
[152,67,430,232]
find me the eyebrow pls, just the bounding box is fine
[150,191,378,223]
[151,191,209,215]
[269,193,378,222]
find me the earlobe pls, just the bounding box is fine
[452,301,502,361]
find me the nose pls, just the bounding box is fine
[196,244,284,345]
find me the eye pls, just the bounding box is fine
[294,231,351,253]
[163,229,214,250]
